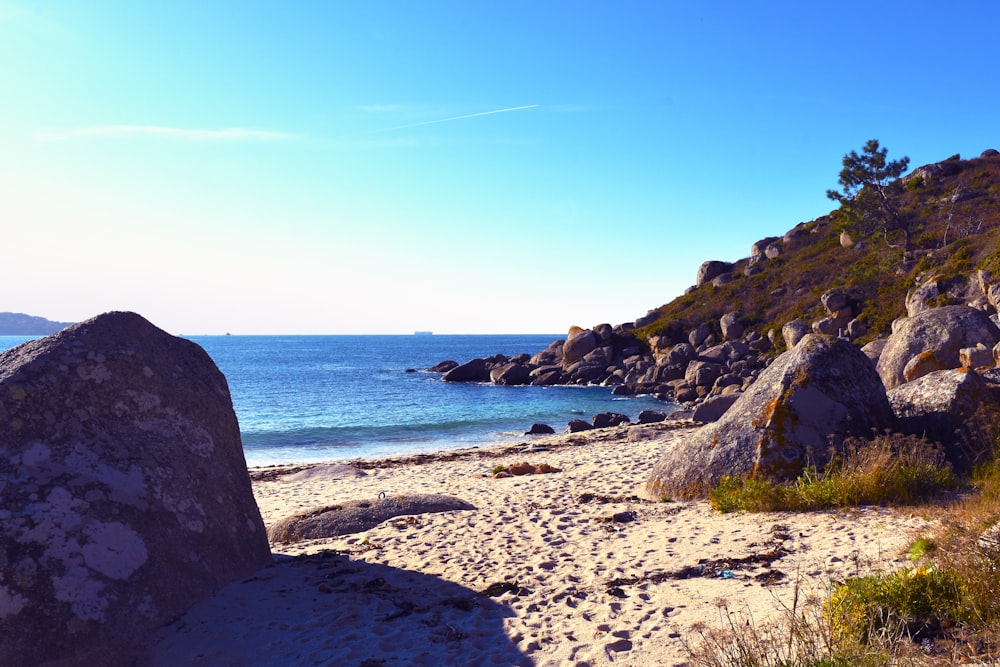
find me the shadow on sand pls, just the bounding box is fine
[142,550,532,666]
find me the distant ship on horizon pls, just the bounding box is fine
[414,331,433,336]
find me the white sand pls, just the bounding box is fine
[142,422,933,666]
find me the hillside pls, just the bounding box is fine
[633,148,1000,353]
[0,312,73,336]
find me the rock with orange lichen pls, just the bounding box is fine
[877,305,1000,390]
[647,334,894,500]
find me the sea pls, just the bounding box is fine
[0,334,677,467]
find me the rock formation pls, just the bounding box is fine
[876,305,1000,390]
[888,368,1000,470]
[646,334,895,499]
[0,311,271,666]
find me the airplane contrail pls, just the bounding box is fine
[369,104,539,133]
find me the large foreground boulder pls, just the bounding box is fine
[647,334,895,499]
[0,312,271,666]
[876,305,1000,390]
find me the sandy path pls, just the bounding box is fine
[143,423,933,666]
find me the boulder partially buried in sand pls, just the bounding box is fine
[0,311,271,667]
[267,494,476,542]
[647,334,895,499]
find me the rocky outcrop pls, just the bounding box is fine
[903,156,963,185]
[647,334,895,499]
[876,305,1000,390]
[0,311,271,667]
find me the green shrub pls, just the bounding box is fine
[828,567,971,644]
[907,538,936,562]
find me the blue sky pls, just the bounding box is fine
[2,1,998,334]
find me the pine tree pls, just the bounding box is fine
[827,139,911,248]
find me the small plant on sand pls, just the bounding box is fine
[709,433,957,513]
[828,566,972,646]
[491,464,507,475]
[907,538,936,562]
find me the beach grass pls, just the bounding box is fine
[691,428,1000,664]
[709,433,958,514]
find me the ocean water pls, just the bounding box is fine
[0,334,677,467]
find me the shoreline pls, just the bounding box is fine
[145,421,934,666]
[247,419,696,481]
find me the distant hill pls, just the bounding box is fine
[0,312,73,335]
[633,148,1000,351]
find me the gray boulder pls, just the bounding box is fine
[691,393,740,423]
[888,368,999,470]
[906,275,973,317]
[0,312,271,666]
[637,410,667,424]
[267,495,475,542]
[685,360,724,388]
[562,328,598,364]
[820,289,851,315]
[647,334,894,499]
[782,319,811,349]
[442,357,490,382]
[689,323,712,348]
[667,343,697,366]
[592,412,630,428]
[876,305,1000,390]
[696,260,733,287]
[750,237,781,264]
[490,362,530,386]
[960,343,993,370]
[529,340,564,366]
[529,366,563,386]
[720,311,743,341]
[427,360,459,373]
[861,338,888,364]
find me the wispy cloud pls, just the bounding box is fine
[367,104,539,134]
[36,125,299,142]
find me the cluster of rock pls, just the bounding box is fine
[0,312,271,666]
[430,227,884,421]
[647,300,1000,499]
[431,316,775,413]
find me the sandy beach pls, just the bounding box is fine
[142,421,933,666]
